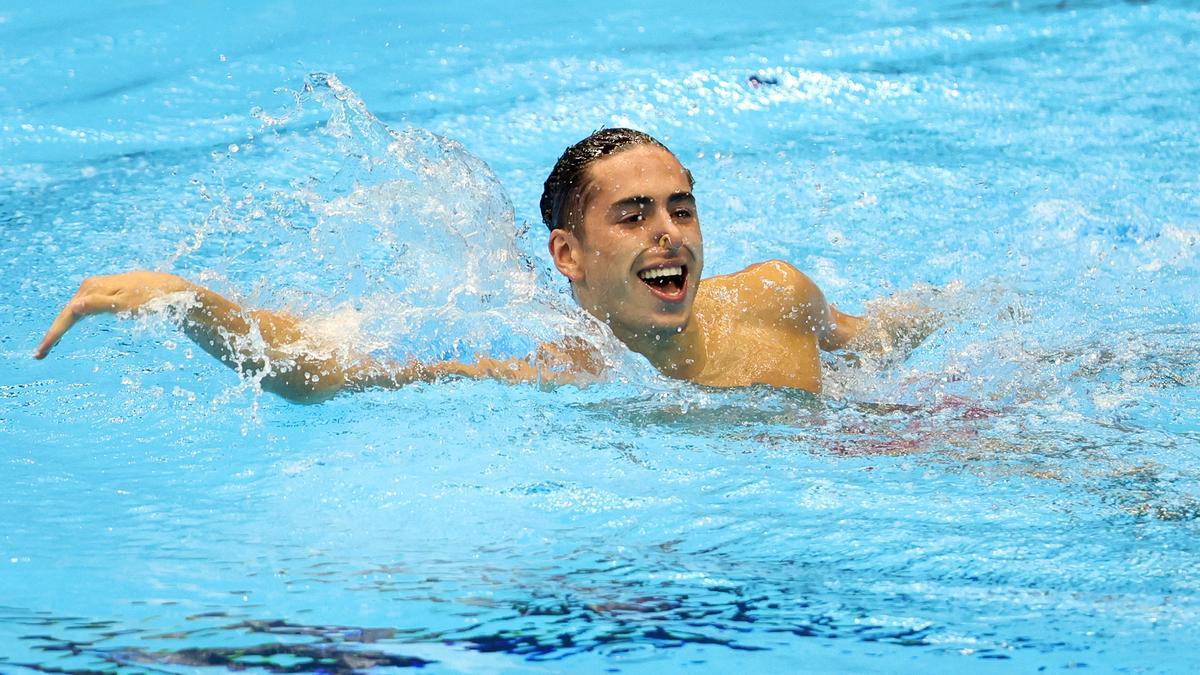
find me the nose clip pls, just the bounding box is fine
[658,234,672,249]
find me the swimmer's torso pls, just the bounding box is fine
[691,262,824,392]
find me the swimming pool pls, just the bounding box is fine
[2,0,1199,671]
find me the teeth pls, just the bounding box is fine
[638,266,683,280]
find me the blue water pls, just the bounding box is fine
[3,0,1200,672]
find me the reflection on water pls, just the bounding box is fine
[6,587,1001,672]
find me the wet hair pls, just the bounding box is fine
[540,128,690,232]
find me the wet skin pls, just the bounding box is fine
[35,145,875,401]
[548,144,864,392]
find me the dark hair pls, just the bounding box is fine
[540,128,685,232]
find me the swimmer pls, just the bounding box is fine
[33,128,936,402]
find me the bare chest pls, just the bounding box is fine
[693,314,822,391]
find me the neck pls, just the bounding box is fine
[612,318,707,381]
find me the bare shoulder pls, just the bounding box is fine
[700,260,825,321]
[748,259,822,298]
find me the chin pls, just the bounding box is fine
[639,308,693,337]
[581,289,695,341]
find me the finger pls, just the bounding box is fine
[33,295,114,359]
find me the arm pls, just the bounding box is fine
[836,295,942,357]
[35,272,587,401]
[818,305,869,352]
[35,271,375,402]
[754,260,938,355]
[749,260,862,351]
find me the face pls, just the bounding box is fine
[549,144,704,342]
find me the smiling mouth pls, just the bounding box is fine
[637,265,688,300]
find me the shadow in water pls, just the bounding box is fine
[4,587,1021,673]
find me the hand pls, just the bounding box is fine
[34,271,192,359]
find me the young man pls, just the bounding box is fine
[34,128,924,402]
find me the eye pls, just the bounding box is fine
[619,212,644,224]
[673,208,695,220]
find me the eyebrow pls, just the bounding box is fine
[668,191,696,206]
[608,195,653,215]
[607,192,696,216]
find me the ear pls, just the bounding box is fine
[548,229,585,282]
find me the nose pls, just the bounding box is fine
[650,209,684,252]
